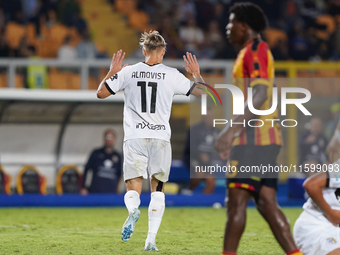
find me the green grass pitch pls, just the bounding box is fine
[0,207,303,255]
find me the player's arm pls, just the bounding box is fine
[97,49,127,99]
[183,52,206,97]
[327,119,340,162]
[303,172,340,225]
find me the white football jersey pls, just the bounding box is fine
[303,159,340,218]
[105,62,193,141]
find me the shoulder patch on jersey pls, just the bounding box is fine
[110,73,118,81]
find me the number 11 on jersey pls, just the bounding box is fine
[137,81,157,113]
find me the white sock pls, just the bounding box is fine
[124,190,140,214]
[147,191,165,244]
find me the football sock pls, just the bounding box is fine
[221,252,237,255]
[286,249,303,255]
[146,191,165,244]
[124,190,140,214]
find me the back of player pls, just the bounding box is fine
[96,30,205,251]
[105,62,192,142]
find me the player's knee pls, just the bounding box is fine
[256,196,277,214]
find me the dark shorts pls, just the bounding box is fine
[226,144,281,192]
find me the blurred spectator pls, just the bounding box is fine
[289,19,314,60]
[76,29,97,59]
[325,102,340,139]
[257,0,284,27]
[183,109,220,194]
[179,17,204,56]
[158,16,183,58]
[81,129,122,194]
[69,12,87,34]
[298,0,323,28]
[310,41,331,61]
[205,20,226,59]
[2,0,22,23]
[195,0,214,29]
[213,1,228,35]
[272,39,290,60]
[330,17,340,59]
[57,35,77,60]
[56,0,80,26]
[0,33,10,57]
[76,29,99,81]
[326,0,340,16]
[178,0,196,25]
[299,117,328,167]
[26,45,48,89]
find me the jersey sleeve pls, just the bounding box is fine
[243,42,273,88]
[326,160,340,188]
[173,70,193,96]
[104,68,126,94]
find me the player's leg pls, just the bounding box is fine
[121,139,148,242]
[121,177,143,242]
[223,187,252,253]
[202,177,215,194]
[144,176,165,251]
[124,177,143,213]
[255,185,299,254]
[144,139,171,251]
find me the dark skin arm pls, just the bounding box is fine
[303,172,340,226]
[214,84,268,160]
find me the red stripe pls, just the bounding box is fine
[231,182,255,191]
[201,83,223,106]
[286,249,301,255]
[239,128,245,145]
[269,127,276,144]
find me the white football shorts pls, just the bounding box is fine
[123,138,172,182]
[293,211,340,255]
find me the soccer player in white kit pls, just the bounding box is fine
[294,119,340,255]
[96,31,205,251]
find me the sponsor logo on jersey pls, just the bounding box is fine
[136,121,166,130]
[110,74,118,81]
[326,237,337,244]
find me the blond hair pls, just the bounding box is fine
[139,30,166,51]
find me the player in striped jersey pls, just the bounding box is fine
[96,31,205,251]
[214,3,302,255]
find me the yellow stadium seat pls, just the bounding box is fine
[26,23,37,45]
[315,15,335,40]
[129,10,151,31]
[88,76,98,90]
[16,165,47,195]
[265,28,288,48]
[115,0,137,16]
[49,71,69,89]
[5,22,26,49]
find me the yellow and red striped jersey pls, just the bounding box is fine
[231,36,282,146]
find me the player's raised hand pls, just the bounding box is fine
[109,49,128,74]
[183,52,200,77]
